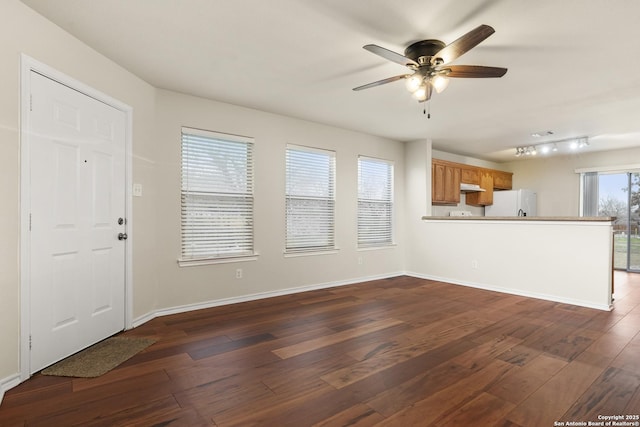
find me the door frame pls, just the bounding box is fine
[19,54,133,381]
[625,172,640,273]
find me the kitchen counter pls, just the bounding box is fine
[411,216,614,311]
[422,216,614,222]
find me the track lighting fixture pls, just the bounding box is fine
[514,137,589,157]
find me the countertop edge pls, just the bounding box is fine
[421,216,615,222]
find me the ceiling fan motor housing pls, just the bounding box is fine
[404,40,446,65]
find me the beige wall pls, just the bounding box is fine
[151,90,406,314]
[505,146,640,216]
[432,149,502,170]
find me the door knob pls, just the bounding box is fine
[118,233,128,241]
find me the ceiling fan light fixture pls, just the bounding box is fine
[405,74,423,93]
[431,74,449,93]
[413,84,429,101]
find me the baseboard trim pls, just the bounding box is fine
[132,271,405,328]
[406,271,613,311]
[0,373,22,406]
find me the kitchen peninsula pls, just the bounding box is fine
[417,215,615,310]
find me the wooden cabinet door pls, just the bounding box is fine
[479,171,494,205]
[461,167,479,184]
[432,162,446,203]
[493,171,513,190]
[432,161,460,205]
[466,170,494,206]
[445,166,461,204]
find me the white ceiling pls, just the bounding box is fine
[21,0,640,162]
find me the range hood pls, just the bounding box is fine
[460,183,486,192]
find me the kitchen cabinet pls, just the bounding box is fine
[432,159,511,206]
[461,167,479,185]
[493,170,513,190]
[466,170,494,206]
[432,160,461,205]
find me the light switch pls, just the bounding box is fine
[133,183,143,197]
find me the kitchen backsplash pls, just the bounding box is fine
[431,193,486,216]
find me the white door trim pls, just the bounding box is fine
[19,54,133,381]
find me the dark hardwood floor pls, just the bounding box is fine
[2,272,640,426]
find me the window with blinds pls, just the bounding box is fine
[285,145,336,253]
[358,156,394,247]
[181,127,254,261]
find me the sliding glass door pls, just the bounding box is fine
[596,172,640,272]
[630,173,640,271]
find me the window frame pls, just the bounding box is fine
[284,144,337,255]
[357,156,395,248]
[179,127,256,266]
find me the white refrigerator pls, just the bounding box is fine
[485,189,537,217]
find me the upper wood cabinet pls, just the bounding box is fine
[493,170,513,190]
[431,159,512,206]
[461,167,479,185]
[466,170,494,206]
[432,160,461,205]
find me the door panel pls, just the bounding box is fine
[51,252,80,329]
[29,71,126,373]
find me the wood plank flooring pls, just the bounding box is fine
[2,272,640,426]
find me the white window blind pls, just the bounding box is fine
[285,145,336,253]
[181,127,254,261]
[358,156,394,247]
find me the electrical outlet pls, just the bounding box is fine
[357,256,363,265]
[235,268,243,279]
[471,260,479,269]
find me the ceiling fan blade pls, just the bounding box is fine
[353,74,409,91]
[363,44,419,68]
[431,24,495,65]
[446,65,507,78]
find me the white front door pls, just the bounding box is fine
[28,71,127,373]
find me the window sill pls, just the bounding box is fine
[178,253,259,267]
[283,248,340,258]
[357,243,397,251]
